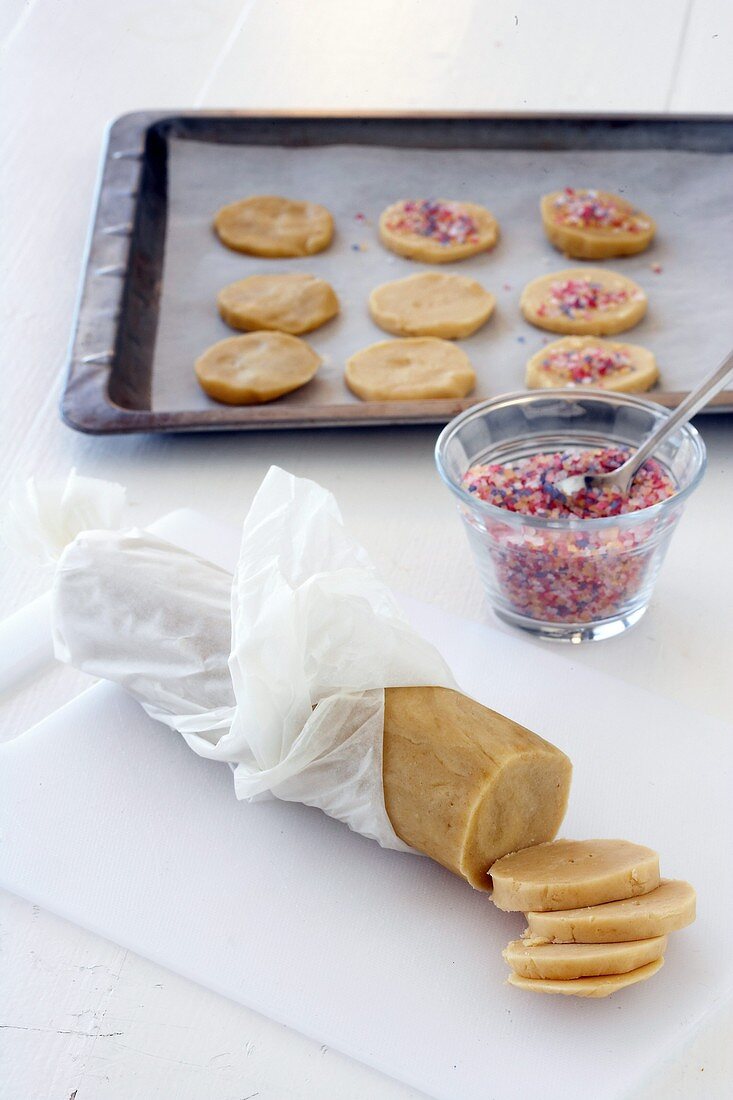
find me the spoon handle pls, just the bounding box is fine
[628,348,733,474]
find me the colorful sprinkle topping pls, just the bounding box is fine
[552,188,649,233]
[461,448,678,624]
[463,447,675,520]
[539,345,635,385]
[385,200,480,246]
[536,278,639,320]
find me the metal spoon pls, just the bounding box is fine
[553,349,733,505]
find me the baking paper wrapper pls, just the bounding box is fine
[53,467,456,851]
[2,468,126,568]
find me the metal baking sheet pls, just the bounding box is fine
[63,113,733,433]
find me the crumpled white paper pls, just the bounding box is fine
[53,529,236,734]
[2,468,126,568]
[53,467,457,851]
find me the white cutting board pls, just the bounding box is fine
[1,510,731,1100]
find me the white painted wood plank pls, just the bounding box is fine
[0,890,422,1100]
[0,0,37,47]
[668,0,733,110]
[203,0,688,112]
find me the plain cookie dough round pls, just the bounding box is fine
[379,199,499,263]
[213,195,334,257]
[489,839,660,912]
[520,267,647,335]
[526,336,659,393]
[194,332,321,405]
[507,957,663,998]
[217,273,339,335]
[369,272,495,338]
[503,935,666,980]
[526,879,696,944]
[345,338,476,402]
[541,188,655,260]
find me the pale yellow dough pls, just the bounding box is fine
[345,338,476,402]
[195,332,320,405]
[541,189,655,260]
[217,274,339,335]
[503,935,666,980]
[520,268,647,335]
[379,199,499,263]
[213,195,334,257]
[525,336,659,393]
[489,839,660,912]
[369,272,495,339]
[382,687,572,890]
[508,957,663,998]
[526,879,696,943]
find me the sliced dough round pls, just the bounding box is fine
[520,268,647,335]
[526,879,696,943]
[369,272,495,339]
[379,199,499,263]
[195,332,320,405]
[217,273,339,335]
[489,839,660,913]
[213,195,333,257]
[508,957,663,998]
[541,188,655,260]
[503,935,666,980]
[526,336,659,393]
[345,338,476,402]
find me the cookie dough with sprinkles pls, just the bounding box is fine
[379,199,499,262]
[526,336,659,393]
[541,188,655,260]
[521,268,647,336]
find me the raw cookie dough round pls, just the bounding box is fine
[507,957,663,998]
[379,199,499,263]
[520,268,647,335]
[345,338,476,402]
[526,879,696,944]
[217,273,339,335]
[213,195,334,257]
[489,839,660,912]
[195,332,321,405]
[541,188,655,260]
[526,336,659,392]
[503,935,666,980]
[369,272,495,338]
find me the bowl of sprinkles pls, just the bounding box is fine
[436,391,706,642]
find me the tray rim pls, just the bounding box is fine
[62,109,733,435]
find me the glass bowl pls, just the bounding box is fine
[435,389,707,642]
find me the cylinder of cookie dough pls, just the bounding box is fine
[54,533,571,889]
[382,687,572,890]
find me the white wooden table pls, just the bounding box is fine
[2,2,732,1096]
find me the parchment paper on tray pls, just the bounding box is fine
[152,140,733,412]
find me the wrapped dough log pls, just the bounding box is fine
[53,467,571,890]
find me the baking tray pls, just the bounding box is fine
[63,112,733,434]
